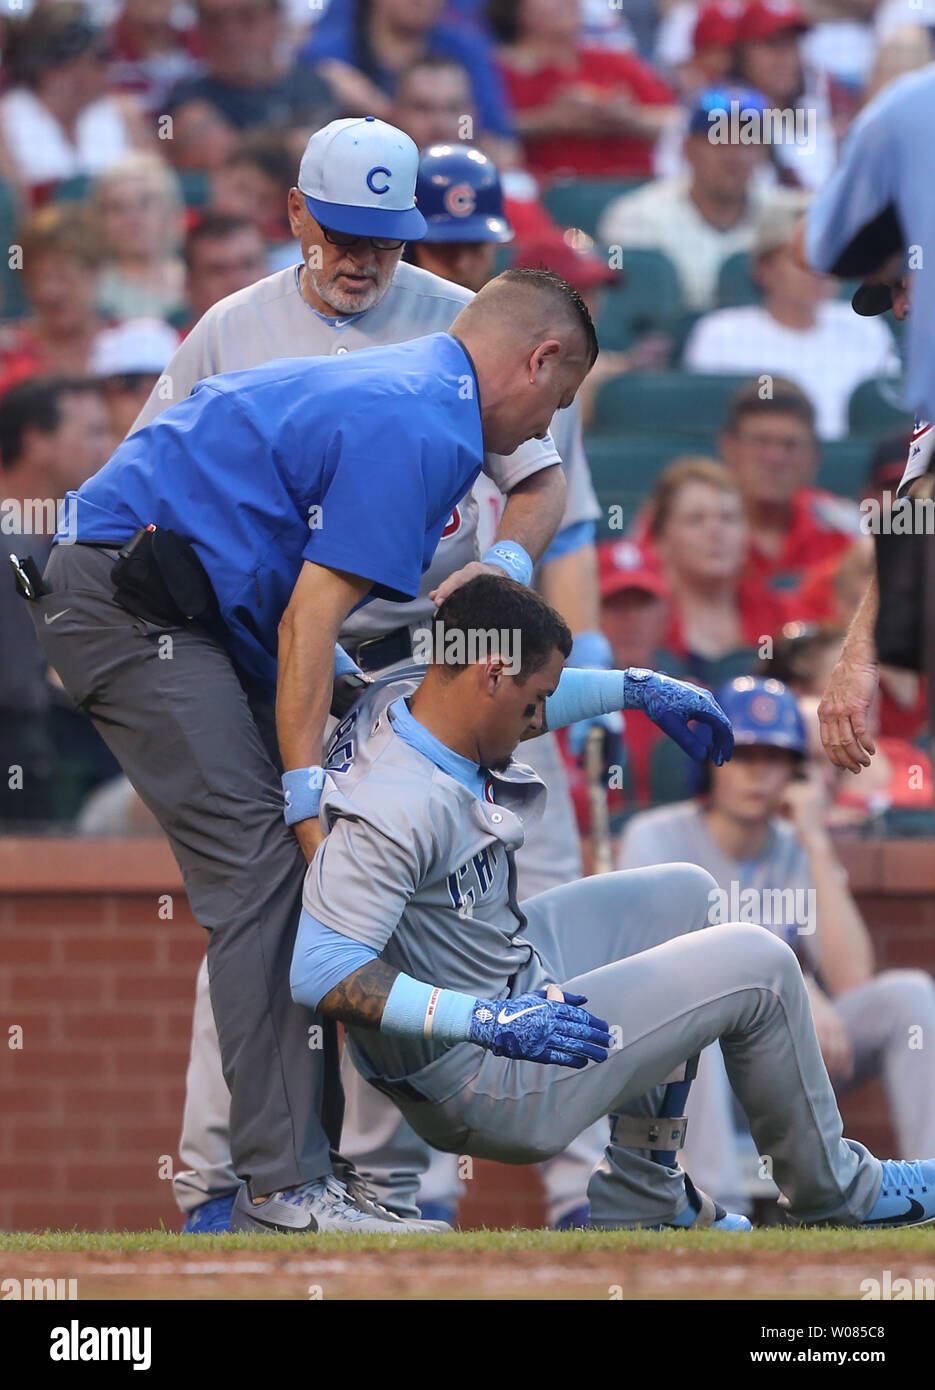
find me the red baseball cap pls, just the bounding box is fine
[598,540,670,600]
[693,1,744,52]
[513,233,619,295]
[737,0,810,43]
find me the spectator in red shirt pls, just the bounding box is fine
[0,204,109,392]
[648,454,792,686]
[108,0,202,116]
[489,0,679,180]
[719,378,860,593]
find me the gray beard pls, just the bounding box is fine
[307,266,385,316]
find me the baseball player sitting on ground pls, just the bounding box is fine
[280,574,935,1233]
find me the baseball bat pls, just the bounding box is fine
[584,724,613,876]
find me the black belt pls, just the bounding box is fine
[345,625,413,673]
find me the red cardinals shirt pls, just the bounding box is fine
[499,48,674,180]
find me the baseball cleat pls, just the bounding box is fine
[862,1159,935,1227]
[332,1156,453,1231]
[229,1176,450,1234]
[552,1202,591,1231]
[662,1175,752,1231]
[182,1189,239,1233]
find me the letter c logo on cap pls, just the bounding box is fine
[366,166,391,195]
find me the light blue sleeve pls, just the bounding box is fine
[290,907,378,1012]
[545,668,626,731]
[540,519,596,565]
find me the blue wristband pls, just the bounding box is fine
[282,766,326,826]
[483,540,534,587]
[381,973,476,1045]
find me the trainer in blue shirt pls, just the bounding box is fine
[64,333,485,693]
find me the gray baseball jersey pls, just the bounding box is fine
[617,800,819,967]
[307,670,548,1088]
[131,261,564,643]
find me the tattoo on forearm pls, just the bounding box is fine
[319,959,399,1030]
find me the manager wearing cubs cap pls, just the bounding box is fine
[71,116,588,1236]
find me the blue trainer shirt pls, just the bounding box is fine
[60,332,484,691]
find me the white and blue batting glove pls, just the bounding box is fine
[468,989,611,1069]
[624,669,734,765]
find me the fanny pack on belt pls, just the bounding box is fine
[111,524,220,629]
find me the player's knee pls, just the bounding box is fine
[662,862,721,930]
[874,968,935,1023]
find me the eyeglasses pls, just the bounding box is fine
[319,224,405,252]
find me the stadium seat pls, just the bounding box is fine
[541,178,647,238]
[590,370,751,435]
[49,174,92,203]
[847,377,912,436]
[585,433,718,537]
[816,438,873,499]
[0,178,27,320]
[596,249,684,350]
[716,251,760,309]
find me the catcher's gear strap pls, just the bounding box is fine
[682,1175,722,1228]
[612,1115,689,1152]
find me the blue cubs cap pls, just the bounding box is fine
[297,116,427,241]
[712,676,807,758]
[415,144,514,244]
[687,86,768,135]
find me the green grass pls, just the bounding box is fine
[4,1227,935,1254]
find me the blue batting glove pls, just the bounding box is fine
[468,991,611,1069]
[624,668,734,765]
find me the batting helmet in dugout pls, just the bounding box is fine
[415,143,515,244]
[712,676,808,759]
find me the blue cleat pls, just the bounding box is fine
[553,1202,591,1230]
[862,1160,935,1228]
[663,1176,752,1231]
[182,1190,239,1234]
[417,1201,458,1228]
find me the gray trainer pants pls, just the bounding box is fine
[381,866,882,1226]
[31,542,339,1196]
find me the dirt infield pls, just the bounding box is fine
[4,1241,935,1300]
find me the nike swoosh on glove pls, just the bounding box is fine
[468,991,611,1068]
[624,669,734,765]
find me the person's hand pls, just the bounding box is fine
[805,978,853,1083]
[779,774,829,841]
[551,86,616,135]
[430,560,511,607]
[468,990,611,1068]
[625,669,734,764]
[294,817,325,864]
[818,648,878,773]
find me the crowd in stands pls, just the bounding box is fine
[0,0,931,855]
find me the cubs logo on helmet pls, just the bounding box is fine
[444,183,477,218]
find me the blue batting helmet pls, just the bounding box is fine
[415,143,514,244]
[712,676,807,758]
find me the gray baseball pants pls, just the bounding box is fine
[376,865,883,1226]
[31,542,340,1197]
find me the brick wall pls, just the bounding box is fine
[2,837,934,1232]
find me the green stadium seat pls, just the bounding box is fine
[177,170,210,208]
[49,174,92,203]
[590,370,752,435]
[0,178,27,320]
[816,438,873,499]
[596,249,684,350]
[716,251,760,309]
[585,433,719,537]
[847,377,912,436]
[541,178,647,238]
